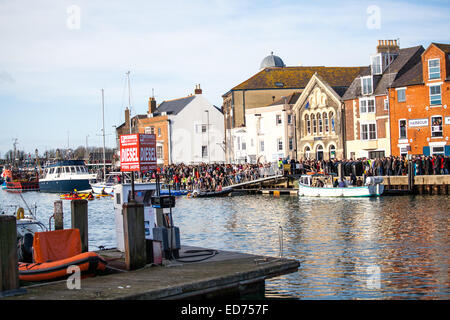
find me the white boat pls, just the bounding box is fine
[298,174,384,197]
[39,160,96,193]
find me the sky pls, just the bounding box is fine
[0,0,449,156]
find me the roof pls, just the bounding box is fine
[268,92,301,106]
[230,66,366,91]
[154,95,196,115]
[390,61,423,88]
[260,53,286,69]
[342,45,425,99]
[432,42,450,54]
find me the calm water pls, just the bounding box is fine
[1,190,449,300]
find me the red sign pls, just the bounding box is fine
[119,133,157,172]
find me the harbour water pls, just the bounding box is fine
[0,190,448,300]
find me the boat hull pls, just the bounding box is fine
[298,184,384,197]
[39,179,92,193]
[6,181,40,192]
[91,183,114,194]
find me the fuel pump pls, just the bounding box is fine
[151,174,180,259]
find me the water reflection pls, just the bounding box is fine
[1,190,448,299]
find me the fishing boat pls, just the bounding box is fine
[298,173,384,197]
[2,167,40,192]
[90,172,126,195]
[39,160,96,193]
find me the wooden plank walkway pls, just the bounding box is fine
[3,246,299,300]
[223,175,285,190]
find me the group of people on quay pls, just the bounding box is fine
[138,154,450,191]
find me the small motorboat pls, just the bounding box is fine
[298,173,384,197]
[159,189,189,196]
[187,188,232,198]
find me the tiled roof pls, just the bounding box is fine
[231,66,366,91]
[432,42,450,54]
[154,95,196,115]
[390,61,423,88]
[268,92,302,106]
[342,45,424,100]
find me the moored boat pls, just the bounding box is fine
[39,160,96,193]
[187,188,232,198]
[2,167,39,192]
[298,173,384,197]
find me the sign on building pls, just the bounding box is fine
[120,133,157,172]
[408,118,428,127]
[445,116,450,125]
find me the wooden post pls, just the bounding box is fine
[54,200,64,230]
[71,199,88,252]
[123,200,146,270]
[0,216,20,294]
[338,162,344,179]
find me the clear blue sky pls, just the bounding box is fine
[0,0,449,156]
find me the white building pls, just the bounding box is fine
[231,93,300,163]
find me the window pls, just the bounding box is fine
[368,151,385,159]
[277,139,283,151]
[371,55,382,75]
[429,85,441,106]
[361,76,373,95]
[318,113,322,133]
[202,125,207,133]
[236,137,240,150]
[431,116,443,137]
[397,88,406,102]
[156,146,163,159]
[428,59,440,80]
[276,114,282,125]
[241,138,246,150]
[432,146,444,155]
[312,114,317,134]
[157,127,161,137]
[70,167,75,173]
[360,98,375,113]
[304,146,311,159]
[361,122,377,140]
[399,120,407,139]
[329,112,335,133]
[260,140,265,152]
[329,145,336,159]
[384,98,389,111]
[323,112,329,133]
[202,145,208,157]
[287,114,292,124]
[305,114,311,135]
[289,137,294,150]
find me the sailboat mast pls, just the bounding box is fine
[101,88,106,181]
[126,71,131,134]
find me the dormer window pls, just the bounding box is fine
[361,76,373,95]
[371,54,382,75]
[428,59,440,80]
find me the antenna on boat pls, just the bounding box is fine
[101,89,106,182]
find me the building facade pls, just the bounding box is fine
[343,40,425,159]
[222,52,365,162]
[388,43,450,157]
[293,73,351,161]
[116,85,225,165]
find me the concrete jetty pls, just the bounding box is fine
[3,246,299,300]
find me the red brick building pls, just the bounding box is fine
[389,43,450,157]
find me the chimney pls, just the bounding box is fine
[125,108,130,130]
[377,39,399,53]
[148,97,156,114]
[194,84,202,95]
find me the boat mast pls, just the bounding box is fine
[101,88,106,181]
[125,71,135,199]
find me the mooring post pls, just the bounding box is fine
[123,200,146,270]
[338,162,344,180]
[71,199,88,252]
[0,215,20,295]
[54,200,64,230]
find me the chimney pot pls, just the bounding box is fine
[194,84,202,95]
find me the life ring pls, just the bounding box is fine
[17,207,25,220]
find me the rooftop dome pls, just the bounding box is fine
[260,52,285,69]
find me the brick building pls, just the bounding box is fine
[342,40,424,159]
[388,43,450,157]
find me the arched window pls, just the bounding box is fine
[329,111,335,133]
[311,114,316,134]
[305,114,310,135]
[329,145,336,159]
[316,144,324,161]
[304,146,311,159]
[317,113,322,133]
[323,112,329,133]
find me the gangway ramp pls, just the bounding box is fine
[223,174,285,190]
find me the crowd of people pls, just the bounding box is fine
[133,154,450,192]
[283,154,450,177]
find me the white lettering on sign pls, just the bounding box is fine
[140,147,157,162]
[445,116,450,125]
[121,147,138,163]
[408,118,428,127]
